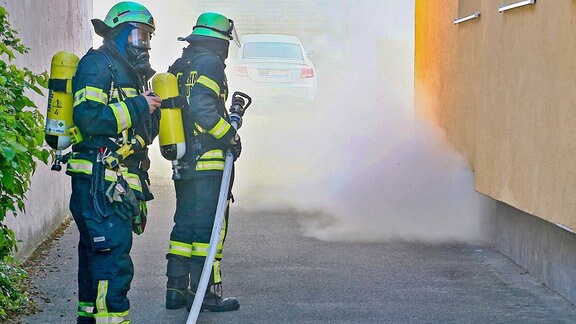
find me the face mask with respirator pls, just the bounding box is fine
[126,27,156,80]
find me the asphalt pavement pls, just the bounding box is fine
[20,181,576,324]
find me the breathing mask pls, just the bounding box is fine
[126,24,155,79]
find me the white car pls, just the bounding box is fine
[230,33,317,102]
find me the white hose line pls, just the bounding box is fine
[187,122,238,323]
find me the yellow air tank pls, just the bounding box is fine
[45,51,79,170]
[153,72,186,161]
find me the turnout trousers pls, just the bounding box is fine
[69,176,133,324]
[166,173,229,290]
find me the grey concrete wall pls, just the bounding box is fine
[1,0,92,258]
[495,202,576,305]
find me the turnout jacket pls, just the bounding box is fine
[66,44,160,200]
[169,44,236,177]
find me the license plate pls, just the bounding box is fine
[260,69,289,77]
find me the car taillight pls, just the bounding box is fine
[300,67,314,78]
[235,66,247,77]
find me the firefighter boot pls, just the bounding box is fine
[186,284,240,312]
[166,276,190,309]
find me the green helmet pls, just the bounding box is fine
[192,12,232,40]
[177,12,239,46]
[92,1,155,37]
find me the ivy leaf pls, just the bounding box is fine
[39,149,50,164]
[36,71,49,89]
[0,42,15,61]
[28,83,43,96]
[11,141,28,154]
[1,146,15,161]
[1,172,14,190]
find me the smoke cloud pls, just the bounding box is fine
[140,0,493,244]
[230,1,492,244]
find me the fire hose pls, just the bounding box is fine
[187,91,251,324]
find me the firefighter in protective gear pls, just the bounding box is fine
[66,2,161,323]
[165,12,241,312]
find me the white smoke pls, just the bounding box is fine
[231,0,492,243]
[122,0,493,244]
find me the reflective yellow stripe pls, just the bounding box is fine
[109,102,132,132]
[67,159,142,192]
[199,150,225,160]
[168,240,193,257]
[74,86,109,107]
[111,87,139,100]
[96,280,108,315]
[123,88,138,97]
[213,260,221,284]
[208,117,231,139]
[196,75,220,96]
[191,242,222,259]
[78,302,95,318]
[74,89,85,106]
[121,172,142,192]
[67,158,93,175]
[95,311,129,324]
[219,210,227,251]
[195,160,225,171]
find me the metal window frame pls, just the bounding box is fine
[453,10,481,25]
[498,0,535,13]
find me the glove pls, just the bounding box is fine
[106,176,140,221]
[230,136,241,161]
[132,201,147,235]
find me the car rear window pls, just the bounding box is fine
[243,42,303,60]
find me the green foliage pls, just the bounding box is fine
[0,5,49,319]
[0,260,29,321]
[0,5,49,260]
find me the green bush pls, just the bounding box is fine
[0,5,49,320]
[0,261,28,320]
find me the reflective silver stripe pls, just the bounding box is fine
[95,311,129,324]
[74,89,86,106]
[213,260,222,283]
[111,87,139,99]
[122,88,138,97]
[191,242,209,256]
[208,117,231,139]
[169,241,193,257]
[68,160,142,192]
[196,75,220,96]
[74,87,109,107]
[191,242,222,258]
[199,150,225,160]
[78,302,95,317]
[67,159,93,175]
[195,123,205,133]
[104,169,142,192]
[218,213,227,249]
[96,280,108,314]
[109,102,132,132]
[196,160,225,171]
[123,173,142,192]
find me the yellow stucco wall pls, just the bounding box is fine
[415,0,576,231]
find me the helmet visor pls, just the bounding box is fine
[128,27,152,49]
[229,19,240,47]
